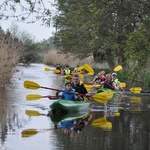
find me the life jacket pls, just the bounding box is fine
[114,78,119,85]
[62,89,75,100]
[64,69,71,75]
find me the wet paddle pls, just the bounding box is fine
[84,64,122,75]
[124,87,142,94]
[24,80,114,103]
[44,67,50,71]
[25,110,47,116]
[26,92,113,103]
[21,129,38,138]
[91,117,112,130]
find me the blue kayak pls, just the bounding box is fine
[50,99,90,113]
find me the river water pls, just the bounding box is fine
[0,63,150,150]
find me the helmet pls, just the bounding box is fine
[112,73,117,76]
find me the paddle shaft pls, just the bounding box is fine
[104,81,122,95]
[39,86,94,97]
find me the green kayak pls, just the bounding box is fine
[97,88,122,95]
[50,99,90,113]
[49,111,89,124]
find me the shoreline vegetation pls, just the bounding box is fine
[0,28,24,87]
[43,48,109,69]
[0,27,150,88]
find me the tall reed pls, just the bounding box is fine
[0,29,24,87]
[43,48,108,68]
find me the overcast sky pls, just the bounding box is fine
[0,20,55,41]
[0,0,56,41]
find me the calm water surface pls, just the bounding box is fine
[0,63,150,150]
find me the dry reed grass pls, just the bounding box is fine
[43,48,108,68]
[0,29,24,87]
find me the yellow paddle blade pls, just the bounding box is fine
[120,82,126,87]
[88,72,94,75]
[21,129,38,138]
[77,66,84,71]
[45,68,50,71]
[95,92,114,99]
[84,64,94,74]
[26,94,43,101]
[99,122,112,131]
[130,96,141,104]
[92,84,102,89]
[78,74,84,78]
[92,117,107,124]
[92,121,107,127]
[24,80,40,90]
[25,110,41,116]
[130,87,142,93]
[114,65,122,72]
[54,69,61,74]
[92,94,108,103]
[114,111,120,117]
[63,75,72,79]
[84,84,92,91]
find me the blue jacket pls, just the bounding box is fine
[61,89,76,101]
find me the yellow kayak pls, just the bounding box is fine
[54,69,61,74]
[63,74,72,79]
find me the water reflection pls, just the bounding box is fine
[0,63,150,150]
[49,111,91,138]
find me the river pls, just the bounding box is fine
[0,63,150,150]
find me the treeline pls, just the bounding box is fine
[53,0,150,80]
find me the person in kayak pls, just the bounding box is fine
[73,65,80,72]
[112,73,123,90]
[103,73,114,89]
[56,64,62,71]
[92,70,106,84]
[56,82,77,100]
[61,65,71,75]
[71,75,88,100]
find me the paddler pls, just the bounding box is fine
[112,73,123,90]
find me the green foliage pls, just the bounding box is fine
[144,74,150,87]
[53,0,150,78]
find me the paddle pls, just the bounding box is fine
[25,110,47,116]
[44,67,50,71]
[91,117,107,125]
[77,65,84,71]
[124,87,142,94]
[120,82,126,88]
[130,96,141,104]
[84,64,94,74]
[21,128,58,138]
[21,129,38,138]
[91,117,112,130]
[26,94,58,101]
[84,64,122,75]
[26,92,112,103]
